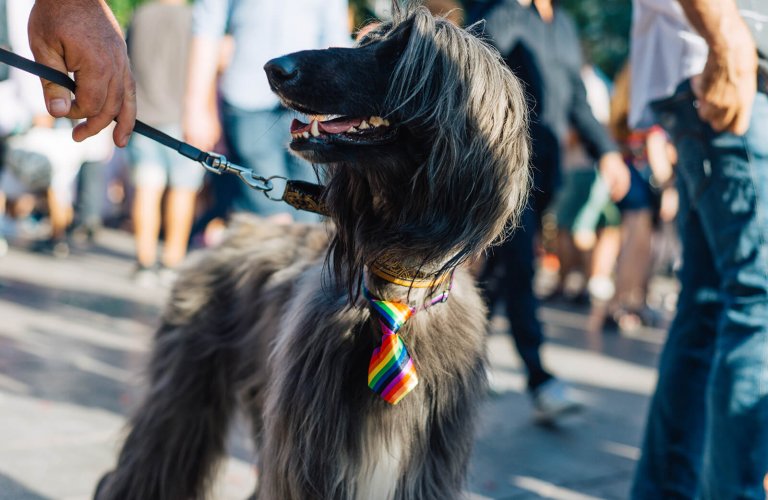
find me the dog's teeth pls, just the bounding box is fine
[302,131,310,139]
[369,116,387,127]
[381,118,390,126]
[359,120,370,130]
[347,126,358,133]
[310,120,320,137]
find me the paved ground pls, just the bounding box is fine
[0,228,669,500]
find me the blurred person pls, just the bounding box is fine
[183,0,350,223]
[605,63,676,332]
[629,0,768,498]
[27,0,135,147]
[549,64,622,305]
[0,0,113,257]
[475,0,630,423]
[126,0,202,286]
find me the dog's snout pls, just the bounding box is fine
[264,56,299,87]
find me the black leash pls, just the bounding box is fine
[0,47,304,197]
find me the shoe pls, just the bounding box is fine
[157,265,178,288]
[133,264,158,288]
[31,237,69,258]
[531,378,583,424]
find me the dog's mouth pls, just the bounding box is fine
[289,115,397,148]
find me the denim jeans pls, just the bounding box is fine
[631,82,768,499]
[219,102,319,222]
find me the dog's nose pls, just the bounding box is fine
[264,56,299,87]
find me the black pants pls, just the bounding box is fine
[479,203,553,392]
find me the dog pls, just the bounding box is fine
[96,3,529,499]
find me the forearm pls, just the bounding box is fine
[184,37,220,114]
[677,0,747,57]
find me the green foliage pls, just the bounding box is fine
[558,0,631,78]
[107,0,148,27]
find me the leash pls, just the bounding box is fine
[0,47,329,215]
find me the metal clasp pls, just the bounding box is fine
[201,153,274,192]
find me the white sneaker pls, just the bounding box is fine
[133,265,159,288]
[531,378,583,424]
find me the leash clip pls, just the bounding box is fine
[202,153,274,192]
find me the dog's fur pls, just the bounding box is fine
[98,4,529,499]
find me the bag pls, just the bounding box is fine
[4,144,52,192]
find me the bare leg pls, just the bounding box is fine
[132,186,163,267]
[161,188,197,268]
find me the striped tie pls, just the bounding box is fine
[365,292,419,405]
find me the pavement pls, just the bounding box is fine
[0,228,670,500]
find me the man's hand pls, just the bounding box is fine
[28,0,136,147]
[680,0,758,136]
[598,152,631,202]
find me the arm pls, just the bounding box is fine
[28,0,135,147]
[678,0,757,135]
[182,0,230,151]
[566,58,630,201]
[182,36,222,151]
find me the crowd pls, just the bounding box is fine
[0,0,766,497]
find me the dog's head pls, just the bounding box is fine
[265,3,530,289]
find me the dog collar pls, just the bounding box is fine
[369,254,452,289]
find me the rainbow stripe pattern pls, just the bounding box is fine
[366,294,419,405]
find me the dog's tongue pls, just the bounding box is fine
[318,117,363,134]
[290,117,364,135]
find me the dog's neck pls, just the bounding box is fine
[369,252,452,289]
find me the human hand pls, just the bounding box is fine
[28,0,136,147]
[598,152,631,202]
[691,16,757,136]
[183,105,221,152]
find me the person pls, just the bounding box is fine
[1,0,114,257]
[26,0,135,148]
[604,63,676,332]
[183,0,349,223]
[629,0,768,497]
[126,0,202,286]
[476,0,630,422]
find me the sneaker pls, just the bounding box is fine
[133,264,158,288]
[531,378,583,424]
[157,265,178,288]
[31,237,70,258]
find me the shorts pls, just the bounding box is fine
[128,124,204,191]
[616,163,656,212]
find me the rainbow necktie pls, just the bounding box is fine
[365,292,419,405]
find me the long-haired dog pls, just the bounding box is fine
[97,3,529,499]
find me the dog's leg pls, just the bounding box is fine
[96,248,273,500]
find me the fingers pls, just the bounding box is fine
[31,48,73,118]
[113,66,137,147]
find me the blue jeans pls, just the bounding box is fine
[631,83,768,499]
[219,102,318,222]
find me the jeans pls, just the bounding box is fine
[631,82,768,499]
[219,102,318,222]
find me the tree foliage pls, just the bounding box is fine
[559,0,631,77]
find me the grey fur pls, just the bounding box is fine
[97,4,529,500]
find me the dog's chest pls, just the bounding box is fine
[354,418,407,500]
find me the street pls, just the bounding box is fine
[0,228,664,499]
